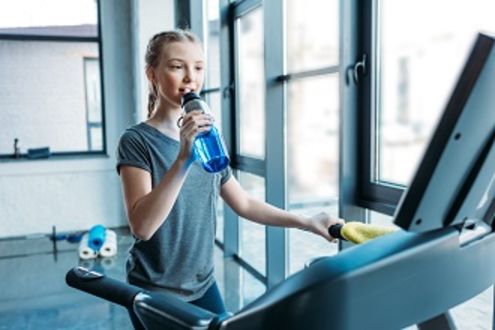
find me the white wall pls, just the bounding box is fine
[0,0,175,239]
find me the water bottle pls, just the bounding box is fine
[181,92,230,173]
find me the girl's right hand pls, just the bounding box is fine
[177,110,213,162]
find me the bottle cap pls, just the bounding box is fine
[181,92,200,107]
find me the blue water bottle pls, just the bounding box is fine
[181,92,230,173]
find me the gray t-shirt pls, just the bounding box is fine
[116,122,231,301]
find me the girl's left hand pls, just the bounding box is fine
[306,212,345,242]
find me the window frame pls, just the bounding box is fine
[231,0,269,285]
[0,0,107,159]
[231,0,265,176]
[355,0,404,216]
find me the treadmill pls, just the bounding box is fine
[66,33,495,330]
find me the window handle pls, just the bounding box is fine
[222,81,235,99]
[13,138,21,159]
[346,53,368,85]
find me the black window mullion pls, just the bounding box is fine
[200,87,222,95]
[0,34,99,42]
[357,0,405,215]
[277,65,339,82]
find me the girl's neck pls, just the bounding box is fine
[146,105,182,139]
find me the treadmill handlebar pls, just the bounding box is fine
[328,223,344,240]
[66,266,142,308]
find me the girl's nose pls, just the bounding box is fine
[183,67,195,82]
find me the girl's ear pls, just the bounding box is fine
[146,68,158,95]
[146,67,155,85]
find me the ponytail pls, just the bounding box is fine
[147,92,156,118]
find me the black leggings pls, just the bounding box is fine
[128,282,227,329]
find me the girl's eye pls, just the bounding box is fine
[195,67,204,71]
[170,65,183,70]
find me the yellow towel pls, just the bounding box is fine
[341,222,398,244]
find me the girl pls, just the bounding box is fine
[116,29,343,328]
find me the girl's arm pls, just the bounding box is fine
[119,159,190,241]
[120,111,212,241]
[220,176,344,241]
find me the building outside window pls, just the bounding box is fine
[0,0,104,158]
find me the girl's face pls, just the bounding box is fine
[151,40,205,109]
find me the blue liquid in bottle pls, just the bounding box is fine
[194,127,230,173]
[182,92,230,173]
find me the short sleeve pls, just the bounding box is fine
[116,129,151,175]
[220,165,233,185]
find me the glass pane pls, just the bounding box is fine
[216,200,224,242]
[205,0,221,88]
[205,91,222,134]
[286,74,340,274]
[377,0,495,185]
[288,206,339,274]
[84,58,102,123]
[236,7,265,158]
[368,209,394,226]
[204,68,224,242]
[287,75,339,204]
[241,268,266,306]
[286,0,339,72]
[88,126,103,151]
[216,247,266,313]
[0,0,98,37]
[239,171,266,276]
[0,41,103,155]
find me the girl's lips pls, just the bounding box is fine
[179,88,194,94]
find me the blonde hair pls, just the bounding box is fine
[145,29,202,118]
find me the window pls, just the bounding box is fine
[357,0,495,215]
[235,6,265,159]
[202,0,223,138]
[376,0,495,186]
[286,0,339,72]
[0,0,104,158]
[285,0,340,274]
[204,0,221,90]
[197,0,341,285]
[84,57,103,151]
[201,0,225,243]
[239,171,266,276]
[228,1,268,282]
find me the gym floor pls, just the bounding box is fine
[0,228,264,329]
[0,228,491,329]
